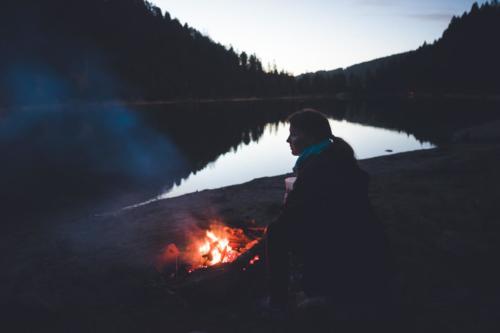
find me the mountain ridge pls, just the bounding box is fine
[296,1,500,95]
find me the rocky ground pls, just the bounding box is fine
[3,123,500,332]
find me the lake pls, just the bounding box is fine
[2,98,498,217]
[155,118,432,201]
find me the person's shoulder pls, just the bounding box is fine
[314,144,351,169]
[296,151,327,176]
[296,149,339,183]
[309,146,369,181]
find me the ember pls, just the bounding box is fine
[249,255,260,265]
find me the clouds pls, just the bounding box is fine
[353,0,455,24]
[407,13,453,22]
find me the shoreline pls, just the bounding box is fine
[118,144,436,213]
[2,92,500,113]
[0,95,331,113]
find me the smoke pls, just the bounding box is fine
[0,101,188,222]
[2,65,71,106]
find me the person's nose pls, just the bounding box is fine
[286,135,291,143]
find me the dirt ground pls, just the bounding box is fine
[3,134,500,331]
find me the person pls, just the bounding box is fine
[265,109,396,322]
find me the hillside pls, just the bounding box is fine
[2,1,498,106]
[0,0,294,106]
[298,1,500,95]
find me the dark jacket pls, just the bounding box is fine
[272,141,393,304]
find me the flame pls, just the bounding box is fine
[158,221,264,275]
[186,222,263,272]
[198,230,238,266]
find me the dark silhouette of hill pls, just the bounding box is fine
[0,0,295,107]
[3,1,497,106]
[297,1,500,96]
[295,68,346,95]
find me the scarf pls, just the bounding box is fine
[293,138,332,173]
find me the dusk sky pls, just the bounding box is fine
[152,0,487,75]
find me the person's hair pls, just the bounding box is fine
[288,108,357,165]
[287,108,334,141]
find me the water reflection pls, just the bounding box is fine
[135,98,500,203]
[156,118,433,200]
[2,98,499,218]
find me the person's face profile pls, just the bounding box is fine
[286,126,310,156]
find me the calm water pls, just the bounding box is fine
[159,119,432,200]
[2,98,499,216]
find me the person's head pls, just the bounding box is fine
[286,109,334,156]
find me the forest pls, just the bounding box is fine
[0,0,295,106]
[1,1,499,107]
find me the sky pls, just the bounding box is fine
[152,0,488,75]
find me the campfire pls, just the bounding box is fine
[157,221,264,277]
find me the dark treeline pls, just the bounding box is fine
[297,1,500,96]
[0,0,295,106]
[2,1,499,107]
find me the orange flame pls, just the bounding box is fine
[198,230,239,266]
[157,221,264,275]
[186,222,262,272]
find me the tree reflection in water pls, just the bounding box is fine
[2,98,499,220]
